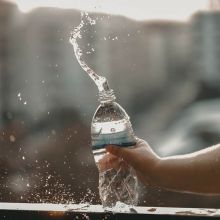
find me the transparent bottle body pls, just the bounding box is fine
[91,101,138,207]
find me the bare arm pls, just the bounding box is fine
[106,139,220,195]
[157,144,220,194]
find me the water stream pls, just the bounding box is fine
[69,12,110,93]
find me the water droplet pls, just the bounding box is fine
[9,135,16,142]
[17,93,21,97]
[22,156,25,160]
[24,101,27,105]
[110,128,116,132]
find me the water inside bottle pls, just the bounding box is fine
[92,119,136,150]
[91,117,138,207]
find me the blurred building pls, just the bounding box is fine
[0,1,196,128]
[192,11,220,90]
[0,1,17,126]
[1,0,220,207]
[7,7,98,123]
[0,0,220,131]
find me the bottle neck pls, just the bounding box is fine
[98,89,116,105]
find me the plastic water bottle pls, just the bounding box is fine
[91,89,138,207]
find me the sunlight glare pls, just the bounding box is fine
[11,0,208,21]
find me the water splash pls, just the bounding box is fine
[69,12,111,94]
[104,201,138,213]
[99,166,138,208]
[69,12,138,208]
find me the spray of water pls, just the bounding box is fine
[69,12,111,93]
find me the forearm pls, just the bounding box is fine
[154,144,220,194]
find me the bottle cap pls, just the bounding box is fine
[98,89,116,104]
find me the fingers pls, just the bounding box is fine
[105,139,153,172]
[98,153,117,171]
[105,139,160,188]
[97,138,149,172]
[98,153,128,172]
[106,145,132,160]
[106,138,149,159]
[106,145,142,172]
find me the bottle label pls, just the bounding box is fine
[91,130,136,150]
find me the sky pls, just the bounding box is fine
[9,0,209,21]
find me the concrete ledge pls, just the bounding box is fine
[0,203,219,219]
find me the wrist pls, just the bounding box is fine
[147,155,163,186]
[151,157,181,190]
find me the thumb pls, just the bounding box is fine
[106,139,150,171]
[106,145,136,165]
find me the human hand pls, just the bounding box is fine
[99,139,220,194]
[98,152,129,173]
[104,138,161,186]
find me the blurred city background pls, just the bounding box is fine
[1,0,220,208]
